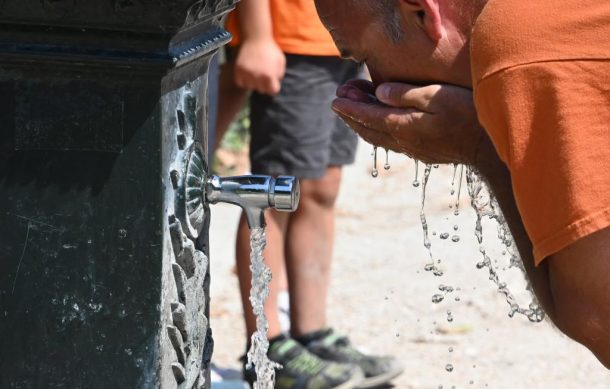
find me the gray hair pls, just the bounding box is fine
[365,0,404,42]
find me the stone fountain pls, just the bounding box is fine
[0,1,237,387]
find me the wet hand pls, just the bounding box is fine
[332,80,486,165]
[234,38,286,96]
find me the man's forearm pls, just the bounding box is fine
[475,136,557,322]
[237,0,274,41]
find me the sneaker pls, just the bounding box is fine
[243,335,364,389]
[299,329,404,388]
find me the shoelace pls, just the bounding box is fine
[325,334,365,359]
[285,348,326,375]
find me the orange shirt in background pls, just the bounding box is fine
[471,0,610,264]
[225,0,339,56]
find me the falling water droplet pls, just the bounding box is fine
[448,347,454,353]
[446,310,454,322]
[433,268,444,277]
[445,364,454,372]
[451,163,458,186]
[413,159,420,187]
[451,235,460,242]
[453,225,459,231]
[454,165,465,216]
[432,294,445,303]
[384,149,391,170]
[439,284,454,293]
[371,146,379,178]
[440,233,450,240]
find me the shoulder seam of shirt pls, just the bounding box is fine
[474,57,610,89]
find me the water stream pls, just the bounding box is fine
[413,162,545,388]
[419,164,444,277]
[246,227,281,389]
[464,167,545,323]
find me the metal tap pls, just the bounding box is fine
[205,175,300,229]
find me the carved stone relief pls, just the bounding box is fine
[163,77,212,388]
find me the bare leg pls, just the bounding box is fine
[236,209,289,340]
[214,61,250,152]
[285,166,343,337]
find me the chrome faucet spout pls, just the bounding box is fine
[205,175,300,229]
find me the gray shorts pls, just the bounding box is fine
[249,54,360,179]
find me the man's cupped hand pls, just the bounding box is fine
[332,79,486,165]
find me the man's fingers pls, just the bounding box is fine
[344,78,375,94]
[267,77,282,96]
[332,97,426,136]
[375,82,441,111]
[336,114,403,153]
[337,85,377,103]
[243,74,281,96]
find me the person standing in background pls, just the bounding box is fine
[214,0,404,388]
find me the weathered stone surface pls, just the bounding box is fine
[172,301,188,338]
[172,362,187,384]
[168,325,187,365]
[0,1,236,387]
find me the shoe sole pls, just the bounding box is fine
[354,366,404,389]
[333,370,365,389]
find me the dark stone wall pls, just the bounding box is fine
[0,1,237,386]
[0,66,167,388]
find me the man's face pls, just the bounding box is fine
[315,0,469,87]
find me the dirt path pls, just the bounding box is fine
[209,140,610,388]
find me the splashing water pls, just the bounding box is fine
[413,159,420,187]
[247,228,281,389]
[465,168,545,323]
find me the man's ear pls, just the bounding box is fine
[398,0,444,41]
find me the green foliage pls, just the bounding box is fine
[220,104,250,152]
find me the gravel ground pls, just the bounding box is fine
[208,139,610,389]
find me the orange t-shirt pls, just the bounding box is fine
[471,0,610,264]
[225,0,339,56]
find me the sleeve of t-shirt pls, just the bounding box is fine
[474,59,610,265]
